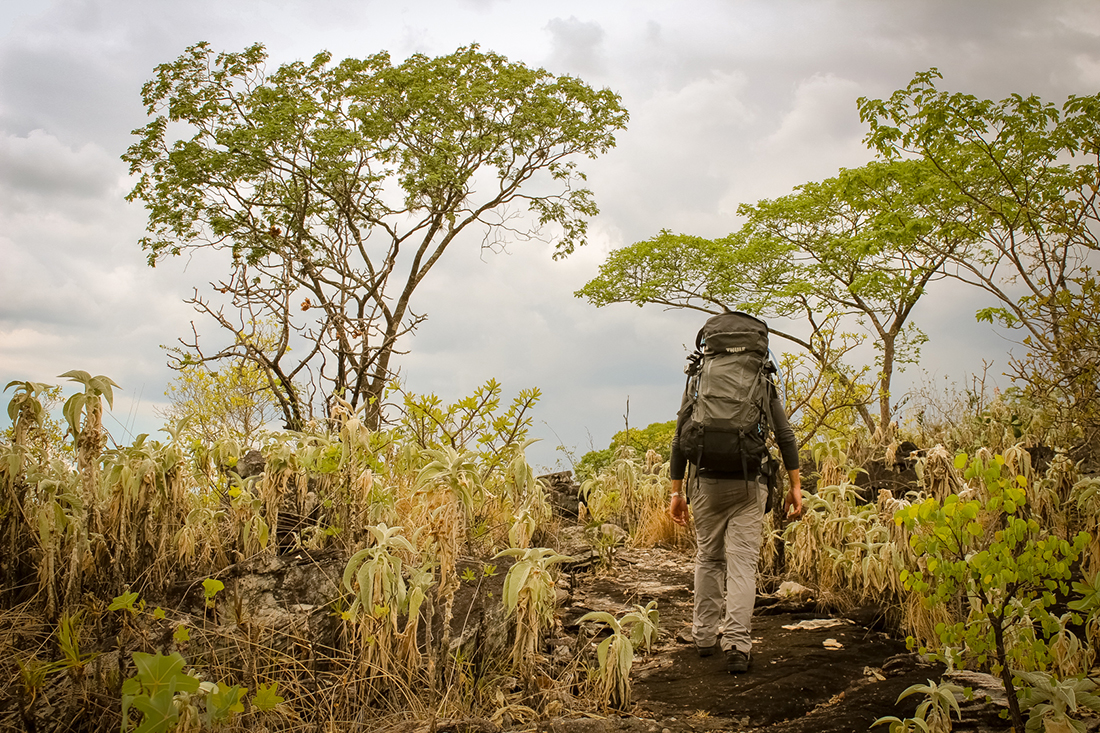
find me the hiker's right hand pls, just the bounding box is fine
[669,480,689,526]
[669,493,689,526]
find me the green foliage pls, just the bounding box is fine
[342,524,416,623]
[205,683,247,724]
[3,381,69,460]
[578,442,683,550]
[906,378,1061,456]
[17,657,67,705]
[577,603,660,710]
[734,159,964,429]
[576,420,675,482]
[1016,669,1100,733]
[577,159,967,431]
[5,380,49,426]
[340,523,429,683]
[160,356,281,448]
[110,591,143,614]
[895,452,1090,730]
[860,70,1100,449]
[497,547,571,677]
[124,42,627,427]
[56,611,96,672]
[59,370,118,438]
[121,652,201,733]
[3,373,600,725]
[397,379,541,475]
[201,578,224,609]
[2,381,70,606]
[252,681,285,712]
[121,651,252,732]
[873,678,965,733]
[776,330,874,448]
[7,354,1100,730]
[623,600,660,653]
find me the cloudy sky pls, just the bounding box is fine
[2,0,1099,468]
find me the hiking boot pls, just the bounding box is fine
[725,648,750,674]
[696,644,716,658]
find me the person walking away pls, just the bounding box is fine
[667,312,802,674]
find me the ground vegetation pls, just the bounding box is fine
[5,66,1100,733]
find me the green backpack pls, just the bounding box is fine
[679,311,777,478]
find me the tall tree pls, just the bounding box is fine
[859,71,1100,450]
[125,43,628,429]
[578,159,968,431]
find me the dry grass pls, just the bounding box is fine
[4,377,1100,731]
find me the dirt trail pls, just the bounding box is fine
[554,546,1002,733]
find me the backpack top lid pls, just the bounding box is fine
[695,311,769,356]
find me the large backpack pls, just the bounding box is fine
[679,311,776,477]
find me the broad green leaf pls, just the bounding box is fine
[202,578,225,601]
[110,591,140,612]
[130,651,199,698]
[206,683,247,722]
[252,681,285,711]
[130,689,178,733]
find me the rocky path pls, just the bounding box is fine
[553,546,1014,733]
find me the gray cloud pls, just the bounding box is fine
[544,16,607,76]
[3,0,1100,467]
[0,130,118,202]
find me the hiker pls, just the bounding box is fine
[667,312,802,674]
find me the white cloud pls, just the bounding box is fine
[3,0,1100,467]
[729,73,873,203]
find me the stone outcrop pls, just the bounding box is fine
[539,471,583,519]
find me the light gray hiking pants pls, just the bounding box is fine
[689,474,767,654]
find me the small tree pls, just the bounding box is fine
[734,160,970,431]
[159,359,280,448]
[896,451,1090,732]
[125,43,628,429]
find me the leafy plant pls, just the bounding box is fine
[121,651,256,732]
[121,652,201,733]
[202,578,224,609]
[873,678,965,733]
[159,333,282,448]
[109,591,144,615]
[252,681,285,712]
[497,547,572,680]
[56,610,96,676]
[1016,669,1100,733]
[623,601,660,654]
[576,605,660,711]
[341,523,420,682]
[895,452,1090,730]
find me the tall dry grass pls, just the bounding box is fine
[0,379,613,732]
